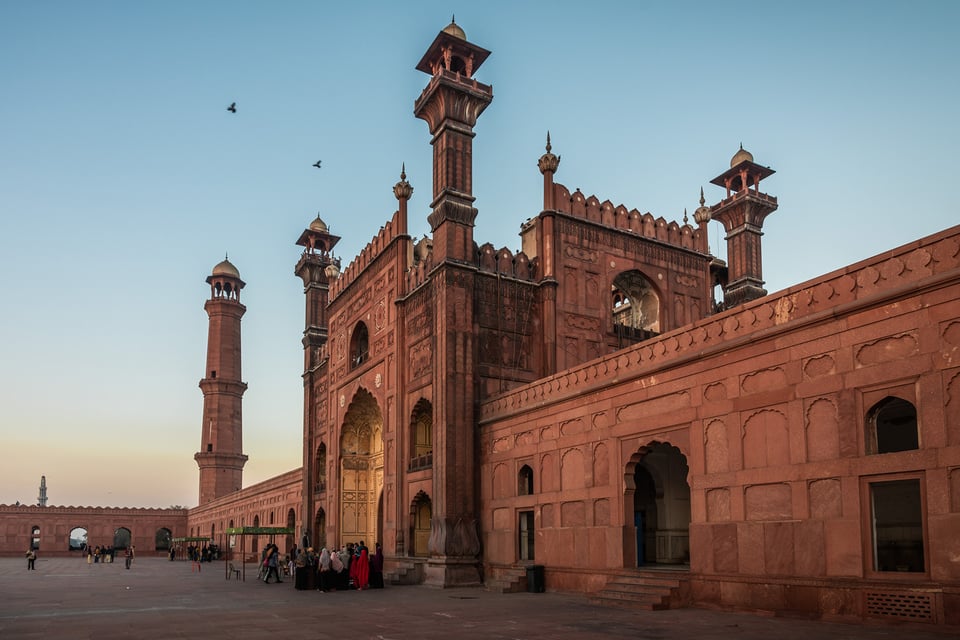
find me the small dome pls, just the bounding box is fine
[730,145,754,168]
[442,19,466,40]
[310,215,328,233]
[212,258,240,278]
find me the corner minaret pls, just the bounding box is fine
[413,17,493,263]
[295,215,340,544]
[708,145,778,307]
[37,475,47,507]
[194,256,249,505]
[413,19,491,588]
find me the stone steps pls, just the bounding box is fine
[484,567,527,593]
[589,571,688,611]
[387,560,423,585]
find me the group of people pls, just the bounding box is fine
[86,545,118,564]
[290,541,384,592]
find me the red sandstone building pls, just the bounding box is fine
[3,21,958,627]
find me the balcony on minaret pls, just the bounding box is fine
[709,145,778,213]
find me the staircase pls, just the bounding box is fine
[590,570,690,611]
[484,566,528,593]
[387,559,424,585]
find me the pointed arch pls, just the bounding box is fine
[611,269,661,348]
[350,321,370,369]
[866,396,918,454]
[409,490,432,558]
[339,387,384,549]
[410,398,433,470]
[623,441,690,567]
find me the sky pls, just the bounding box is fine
[1,1,957,509]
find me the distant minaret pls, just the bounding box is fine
[708,145,778,307]
[194,256,249,505]
[37,475,48,507]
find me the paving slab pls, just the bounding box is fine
[0,557,953,639]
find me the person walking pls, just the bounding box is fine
[263,544,282,584]
[26,548,37,570]
[125,546,134,569]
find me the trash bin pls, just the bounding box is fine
[526,564,544,593]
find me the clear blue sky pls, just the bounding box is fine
[1,1,957,508]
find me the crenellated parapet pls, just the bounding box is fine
[549,182,701,251]
[329,209,408,302]
[475,243,538,281]
[480,224,960,423]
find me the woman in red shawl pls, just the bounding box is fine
[355,546,370,590]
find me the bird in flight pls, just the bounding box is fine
[227,102,237,113]
[312,160,322,169]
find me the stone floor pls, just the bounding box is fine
[0,557,954,639]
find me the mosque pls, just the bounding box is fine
[3,20,958,626]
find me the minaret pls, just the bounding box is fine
[414,18,492,588]
[413,17,493,263]
[295,214,340,545]
[194,256,249,505]
[708,145,778,307]
[537,133,560,375]
[37,475,47,507]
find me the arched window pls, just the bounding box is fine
[867,397,918,454]
[350,321,369,369]
[31,525,40,550]
[611,270,660,348]
[315,443,327,492]
[518,465,534,495]
[409,399,433,470]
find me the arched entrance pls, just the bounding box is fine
[625,442,690,566]
[339,388,384,548]
[410,491,432,558]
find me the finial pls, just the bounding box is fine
[394,163,413,201]
[739,142,743,150]
[451,13,455,23]
[683,208,688,224]
[538,131,560,175]
[224,252,229,260]
[699,186,705,207]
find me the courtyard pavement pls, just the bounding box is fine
[0,557,954,639]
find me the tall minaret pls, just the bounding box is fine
[194,257,249,505]
[413,17,493,263]
[708,145,778,307]
[414,18,492,587]
[295,215,340,542]
[37,475,47,507]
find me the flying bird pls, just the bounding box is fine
[312,160,322,169]
[227,102,237,113]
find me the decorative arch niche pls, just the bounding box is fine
[339,388,384,549]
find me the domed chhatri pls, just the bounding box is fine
[212,257,240,279]
[310,215,329,233]
[442,16,466,40]
[730,143,754,168]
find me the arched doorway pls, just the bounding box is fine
[339,388,384,548]
[625,442,690,566]
[410,491,432,558]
